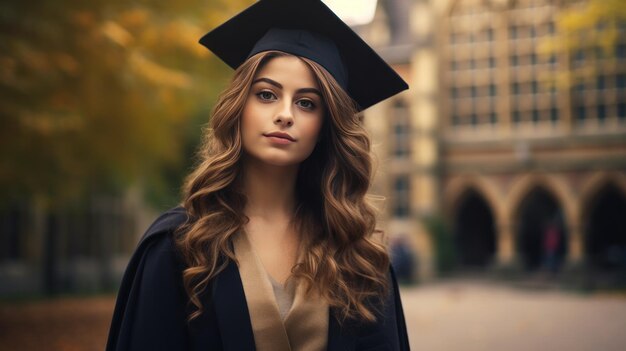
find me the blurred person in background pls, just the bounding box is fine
[390,235,417,284]
[543,218,562,275]
[106,0,410,350]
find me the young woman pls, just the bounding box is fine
[106,1,410,350]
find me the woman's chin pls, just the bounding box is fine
[244,151,313,168]
[257,157,306,167]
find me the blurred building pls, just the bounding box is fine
[360,0,626,280]
[0,194,151,296]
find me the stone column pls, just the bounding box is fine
[496,221,515,267]
[566,222,584,268]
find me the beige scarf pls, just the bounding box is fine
[233,232,329,351]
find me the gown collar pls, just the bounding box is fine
[233,231,329,351]
[210,234,355,351]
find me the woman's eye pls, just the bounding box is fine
[257,91,276,101]
[297,99,315,110]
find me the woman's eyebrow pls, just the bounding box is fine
[252,77,282,89]
[297,87,322,97]
[252,77,322,97]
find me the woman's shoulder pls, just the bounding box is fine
[126,205,191,274]
[107,207,192,350]
[138,205,190,246]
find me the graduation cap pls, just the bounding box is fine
[199,0,408,111]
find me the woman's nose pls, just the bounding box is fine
[273,102,294,127]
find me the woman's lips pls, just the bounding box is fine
[263,132,295,144]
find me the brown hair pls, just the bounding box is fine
[176,51,389,322]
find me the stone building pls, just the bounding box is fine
[360,0,626,280]
[0,194,152,296]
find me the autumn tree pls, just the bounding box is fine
[0,0,253,209]
[538,0,626,89]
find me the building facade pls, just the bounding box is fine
[0,193,152,296]
[362,0,626,280]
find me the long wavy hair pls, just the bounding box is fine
[176,50,390,323]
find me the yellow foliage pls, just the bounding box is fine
[0,0,254,205]
[557,0,626,36]
[536,38,558,57]
[19,111,84,135]
[119,7,150,29]
[71,10,96,28]
[101,21,134,47]
[539,0,626,89]
[52,52,80,75]
[163,20,211,58]
[18,45,50,73]
[138,24,161,48]
[129,51,192,88]
[0,56,17,83]
[48,91,76,110]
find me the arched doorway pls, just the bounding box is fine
[454,189,497,268]
[515,187,567,271]
[585,183,626,270]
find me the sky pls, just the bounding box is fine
[322,0,378,26]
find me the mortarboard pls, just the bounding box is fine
[199,0,408,111]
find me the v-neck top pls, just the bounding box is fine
[268,274,296,321]
[233,231,329,351]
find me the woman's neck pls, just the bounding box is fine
[241,157,302,285]
[242,157,298,221]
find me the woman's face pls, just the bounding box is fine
[241,55,325,167]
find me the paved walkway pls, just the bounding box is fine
[1,280,625,350]
[401,279,626,351]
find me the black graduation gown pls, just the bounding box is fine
[106,207,410,351]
